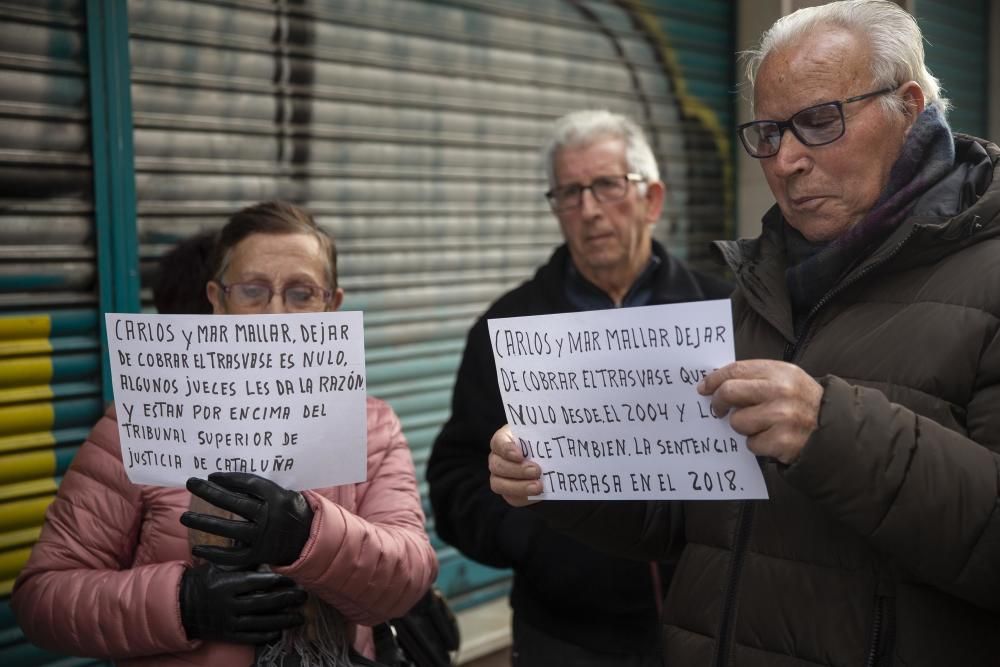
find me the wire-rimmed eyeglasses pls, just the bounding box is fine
[217,281,333,312]
[545,173,646,212]
[737,86,898,159]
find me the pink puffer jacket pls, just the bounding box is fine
[12,397,438,665]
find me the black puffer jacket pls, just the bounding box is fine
[538,135,1000,665]
[427,241,731,654]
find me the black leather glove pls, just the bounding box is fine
[179,562,306,644]
[180,472,315,568]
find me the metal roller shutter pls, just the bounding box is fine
[630,0,736,258]
[0,1,106,665]
[0,1,735,662]
[128,0,734,611]
[913,0,990,136]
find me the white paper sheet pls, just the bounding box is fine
[106,311,367,490]
[488,300,768,500]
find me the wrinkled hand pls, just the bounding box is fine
[489,425,543,507]
[698,360,823,465]
[181,472,314,568]
[179,562,306,644]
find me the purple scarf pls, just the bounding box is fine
[784,105,955,333]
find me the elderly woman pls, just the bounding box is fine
[489,1,999,665]
[12,201,438,666]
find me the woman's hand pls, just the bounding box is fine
[181,472,314,568]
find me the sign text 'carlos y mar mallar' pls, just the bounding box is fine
[106,312,366,490]
[488,300,767,500]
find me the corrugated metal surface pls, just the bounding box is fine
[128,0,734,611]
[0,1,735,660]
[0,1,107,665]
[914,0,989,136]
[633,0,735,253]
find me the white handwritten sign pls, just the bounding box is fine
[488,300,767,500]
[106,312,367,490]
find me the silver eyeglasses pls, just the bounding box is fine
[737,86,898,158]
[545,173,646,211]
[217,282,333,312]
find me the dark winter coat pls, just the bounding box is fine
[537,134,1000,666]
[427,240,732,654]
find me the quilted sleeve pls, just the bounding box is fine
[10,409,195,658]
[785,367,1000,612]
[277,399,438,625]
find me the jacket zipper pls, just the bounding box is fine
[713,230,916,665]
[789,228,916,358]
[789,232,913,667]
[713,502,754,667]
[865,597,885,667]
[712,292,802,667]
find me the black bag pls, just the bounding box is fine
[374,589,460,667]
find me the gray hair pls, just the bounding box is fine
[542,110,660,191]
[213,200,337,289]
[741,0,949,118]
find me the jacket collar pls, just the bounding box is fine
[564,252,661,310]
[714,134,1000,344]
[538,239,705,310]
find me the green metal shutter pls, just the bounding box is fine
[639,0,736,258]
[0,0,735,662]
[0,1,106,665]
[127,0,734,612]
[914,0,990,136]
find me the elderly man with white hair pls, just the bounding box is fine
[488,1,1000,665]
[428,110,731,666]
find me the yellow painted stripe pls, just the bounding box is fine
[0,577,13,596]
[0,315,51,341]
[0,478,58,503]
[0,546,32,581]
[0,385,55,406]
[0,526,41,551]
[0,356,54,388]
[0,339,53,357]
[0,451,56,485]
[0,496,55,533]
[0,431,56,455]
[0,403,54,437]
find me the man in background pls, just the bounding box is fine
[428,110,731,666]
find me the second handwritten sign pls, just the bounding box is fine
[488,300,767,500]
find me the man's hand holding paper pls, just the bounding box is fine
[698,359,823,465]
[489,425,542,507]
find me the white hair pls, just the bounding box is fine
[741,0,949,118]
[542,110,660,191]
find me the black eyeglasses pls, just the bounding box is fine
[737,86,898,158]
[218,281,333,312]
[545,173,646,212]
